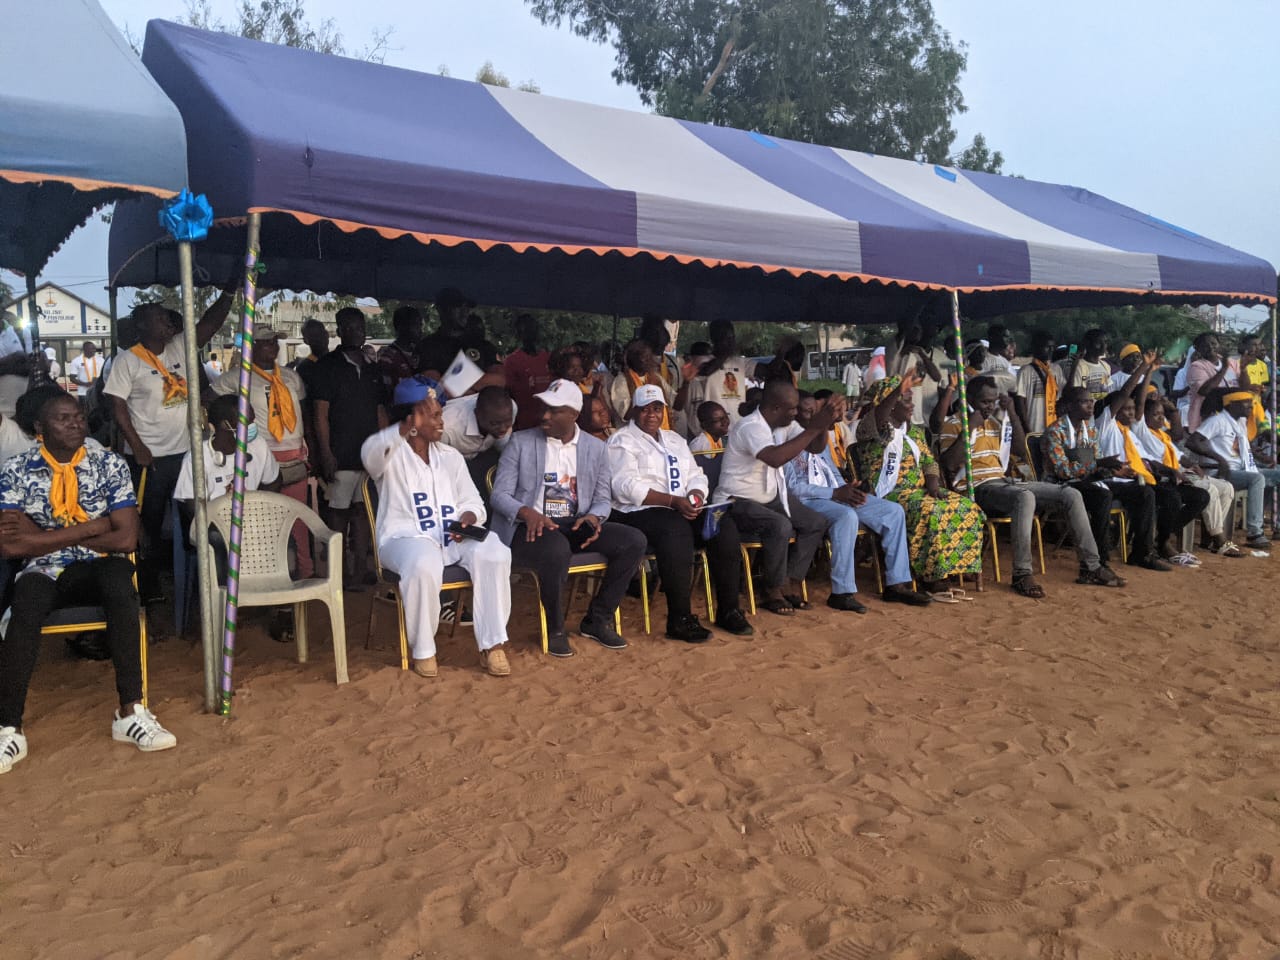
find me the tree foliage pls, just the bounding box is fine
[474,60,542,93]
[525,0,986,163]
[968,305,1213,359]
[950,132,1003,174]
[178,0,391,60]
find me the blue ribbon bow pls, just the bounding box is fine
[158,189,214,242]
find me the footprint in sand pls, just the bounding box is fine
[777,823,816,858]
[1034,931,1075,960]
[516,844,568,873]
[1162,923,1217,960]
[678,894,723,925]
[778,869,837,903]
[817,939,875,960]
[624,903,715,956]
[629,865,666,886]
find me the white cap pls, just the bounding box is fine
[632,384,665,408]
[534,378,584,412]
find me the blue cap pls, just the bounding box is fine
[394,375,445,407]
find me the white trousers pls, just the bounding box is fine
[379,533,512,659]
[1187,474,1234,537]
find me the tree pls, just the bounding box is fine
[178,0,391,61]
[474,60,542,94]
[525,0,995,164]
[951,132,1003,174]
[966,305,1212,359]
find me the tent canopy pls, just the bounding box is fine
[0,0,188,277]
[109,20,1275,322]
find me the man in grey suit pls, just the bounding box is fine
[491,379,647,658]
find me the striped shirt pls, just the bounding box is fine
[939,415,1007,489]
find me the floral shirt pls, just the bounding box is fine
[0,445,136,579]
[1043,417,1098,481]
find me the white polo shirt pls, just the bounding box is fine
[715,410,797,505]
[103,334,192,457]
[213,363,307,453]
[174,434,280,501]
[441,393,517,459]
[67,353,104,397]
[606,421,708,512]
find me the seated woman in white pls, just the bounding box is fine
[361,383,513,679]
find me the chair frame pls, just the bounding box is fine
[739,538,807,616]
[361,477,473,671]
[1027,430,1129,564]
[39,551,149,708]
[639,549,716,632]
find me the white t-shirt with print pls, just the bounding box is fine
[103,334,192,457]
[212,364,307,452]
[1195,412,1255,472]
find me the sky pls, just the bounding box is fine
[14,0,1280,325]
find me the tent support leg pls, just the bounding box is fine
[178,242,218,712]
[26,275,40,378]
[949,290,979,590]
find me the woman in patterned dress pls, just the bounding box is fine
[854,375,986,592]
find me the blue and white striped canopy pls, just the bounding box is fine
[108,20,1275,319]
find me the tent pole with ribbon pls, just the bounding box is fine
[949,290,974,501]
[219,211,261,715]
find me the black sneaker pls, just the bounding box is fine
[715,609,754,636]
[579,616,627,650]
[665,615,711,643]
[547,631,575,658]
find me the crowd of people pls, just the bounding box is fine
[0,292,1275,775]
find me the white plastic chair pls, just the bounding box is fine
[201,491,349,684]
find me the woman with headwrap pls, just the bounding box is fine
[855,375,986,595]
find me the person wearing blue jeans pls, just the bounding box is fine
[784,393,931,612]
[1187,392,1280,549]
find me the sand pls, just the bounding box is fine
[3,548,1279,960]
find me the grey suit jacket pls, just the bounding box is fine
[490,427,614,545]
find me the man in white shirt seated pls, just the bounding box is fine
[714,379,832,616]
[441,385,517,493]
[361,381,513,679]
[1107,343,1142,393]
[607,384,752,640]
[1187,389,1280,550]
[174,395,281,504]
[491,379,646,658]
[785,392,930,612]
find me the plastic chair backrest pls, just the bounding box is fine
[206,492,319,581]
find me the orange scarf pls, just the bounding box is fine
[700,432,723,451]
[1149,427,1180,469]
[827,430,848,469]
[1116,423,1156,484]
[40,444,89,526]
[252,363,298,441]
[628,370,670,430]
[1032,359,1058,425]
[129,344,187,403]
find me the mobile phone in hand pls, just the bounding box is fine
[445,520,489,541]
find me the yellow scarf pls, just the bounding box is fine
[827,430,848,469]
[252,363,298,441]
[700,432,723,451]
[1116,422,1156,484]
[40,444,89,526]
[129,344,187,403]
[1149,426,1180,469]
[628,370,670,430]
[1032,359,1058,425]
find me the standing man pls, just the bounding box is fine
[490,379,646,658]
[67,341,102,411]
[1057,329,1113,406]
[418,287,472,379]
[0,310,33,418]
[714,380,832,616]
[688,319,757,427]
[311,307,388,589]
[504,314,551,431]
[1014,331,1059,434]
[637,315,689,435]
[441,385,518,493]
[213,326,313,577]
[0,392,177,774]
[376,305,423,393]
[609,339,671,426]
[103,295,230,601]
[841,355,863,399]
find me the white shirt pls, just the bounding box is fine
[67,353,103,397]
[1195,412,1255,471]
[1130,418,1179,466]
[715,410,796,505]
[0,415,33,464]
[841,362,862,395]
[542,426,580,519]
[689,356,756,425]
[360,424,486,562]
[103,334,192,457]
[212,363,307,452]
[174,434,280,501]
[606,421,709,512]
[688,432,723,455]
[1095,411,1136,483]
[441,393,517,459]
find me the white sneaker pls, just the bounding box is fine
[0,726,27,774]
[112,704,178,753]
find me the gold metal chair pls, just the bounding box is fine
[739,539,807,616]
[639,550,716,632]
[361,476,472,671]
[39,552,150,707]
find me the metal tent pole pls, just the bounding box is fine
[25,275,41,383]
[178,242,219,712]
[950,291,975,500]
[219,212,261,716]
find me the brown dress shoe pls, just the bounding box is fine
[411,657,438,678]
[480,646,511,677]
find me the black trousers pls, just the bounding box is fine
[612,507,744,623]
[126,452,184,597]
[725,494,828,591]
[0,557,141,728]
[1105,481,1158,562]
[1068,481,1117,564]
[508,521,647,633]
[1154,482,1210,546]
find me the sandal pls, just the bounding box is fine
[1011,575,1046,599]
[947,587,976,602]
[1168,552,1201,567]
[782,593,811,611]
[929,590,960,604]
[1217,541,1244,558]
[759,597,795,616]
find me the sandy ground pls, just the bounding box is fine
[3,545,1280,960]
